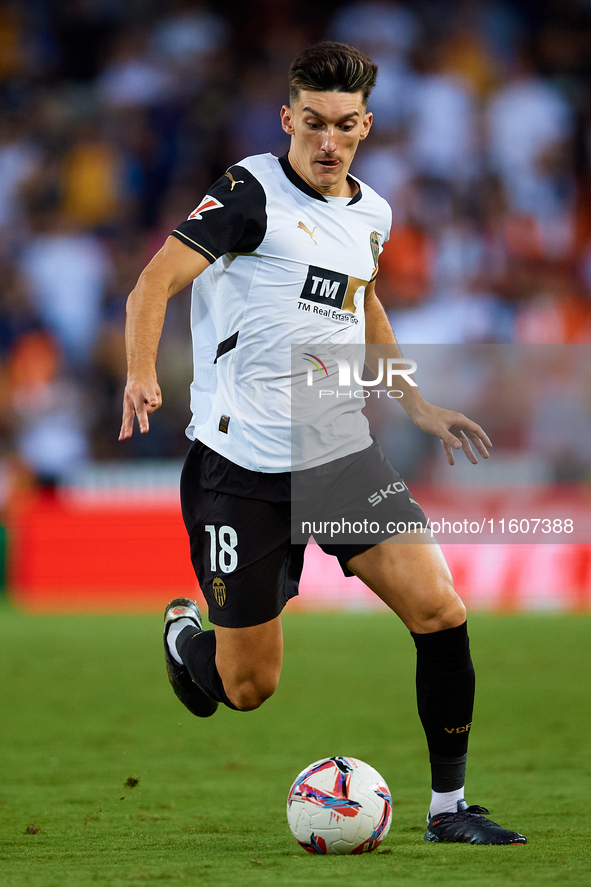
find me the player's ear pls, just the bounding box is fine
[359,112,373,141]
[281,105,295,135]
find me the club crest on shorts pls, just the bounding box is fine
[188,195,223,220]
[212,577,227,607]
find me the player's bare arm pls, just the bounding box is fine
[364,282,492,465]
[119,236,210,440]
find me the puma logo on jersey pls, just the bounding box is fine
[188,195,223,220]
[298,221,318,244]
[225,171,244,191]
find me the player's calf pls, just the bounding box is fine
[215,616,284,711]
[220,671,280,711]
[166,604,283,714]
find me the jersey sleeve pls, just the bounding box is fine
[171,165,267,263]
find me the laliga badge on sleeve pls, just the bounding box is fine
[188,195,224,220]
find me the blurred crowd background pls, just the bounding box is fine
[1,0,591,506]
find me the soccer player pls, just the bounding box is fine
[119,42,526,845]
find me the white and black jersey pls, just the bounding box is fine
[171,153,391,472]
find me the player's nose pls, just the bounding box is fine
[321,129,337,153]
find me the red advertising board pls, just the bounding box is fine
[7,488,591,613]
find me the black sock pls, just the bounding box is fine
[176,627,239,711]
[411,621,475,792]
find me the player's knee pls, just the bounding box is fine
[410,584,466,634]
[227,674,278,711]
[435,594,467,631]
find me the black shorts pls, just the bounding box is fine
[180,438,428,628]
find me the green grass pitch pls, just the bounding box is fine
[0,602,589,887]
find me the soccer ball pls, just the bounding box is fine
[286,756,392,855]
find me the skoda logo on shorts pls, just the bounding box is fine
[212,577,227,607]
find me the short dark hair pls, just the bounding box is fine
[288,41,378,106]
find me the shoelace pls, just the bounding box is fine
[463,805,490,816]
[431,805,491,824]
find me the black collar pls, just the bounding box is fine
[278,153,362,206]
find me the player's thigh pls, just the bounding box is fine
[181,444,303,630]
[346,533,466,633]
[215,615,284,703]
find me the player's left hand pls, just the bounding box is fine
[409,402,492,466]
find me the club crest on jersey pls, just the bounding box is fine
[370,231,380,267]
[370,231,380,280]
[188,195,223,220]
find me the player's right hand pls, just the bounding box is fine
[119,379,162,440]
